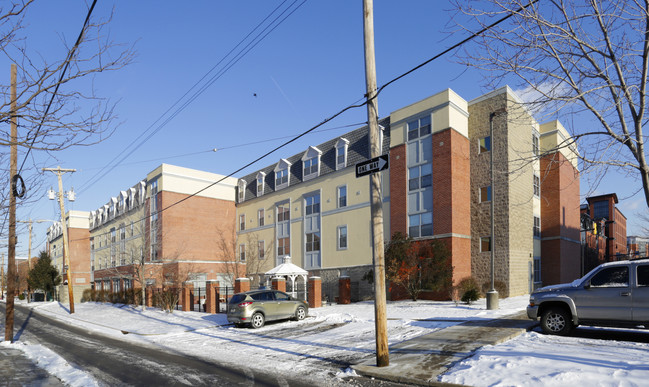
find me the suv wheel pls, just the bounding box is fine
[250,312,265,329]
[541,307,572,335]
[294,306,306,321]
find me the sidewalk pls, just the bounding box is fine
[352,311,537,386]
[0,346,64,386]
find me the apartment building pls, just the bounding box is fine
[90,164,240,292]
[628,236,649,258]
[583,193,628,261]
[47,210,91,304]
[236,118,392,301]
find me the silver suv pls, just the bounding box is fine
[527,258,649,335]
[227,289,308,329]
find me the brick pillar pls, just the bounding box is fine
[338,276,351,304]
[146,286,153,307]
[308,276,322,308]
[205,280,220,314]
[271,277,286,292]
[235,278,250,294]
[182,282,193,312]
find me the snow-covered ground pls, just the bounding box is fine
[2,296,649,386]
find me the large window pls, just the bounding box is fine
[408,117,433,238]
[534,216,541,238]
[533,175,540,197]
[593,201,609,219]
[276,202,290,264]
[304,193,321,268]
[590,266,628,287]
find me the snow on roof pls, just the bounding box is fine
[265,256,308,277]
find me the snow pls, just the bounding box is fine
[3,295,649,386]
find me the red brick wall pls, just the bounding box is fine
[389,144,407,236]
[540,152,581,284]
[69,227,91,285]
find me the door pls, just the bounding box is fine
[633,264,649,322]
[273,291,297,318]
[573,265,633,321]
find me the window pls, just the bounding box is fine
[258,240,265,260]
[593,201,609,219]
[336,138,349,170]
[258,209,265,227]
[533,175,540,197]
[408,125,433,238]
[277,203,290,222]
[302,147,322,180]
[407,115,431,141]
[534,257,542,283]
[277,237,290,256]
[303,157,318,177]
[238,180,246,203]
[337,185,347,208]
[305,194,320,215]
[480,186,491,203]
[480,236,491,252]
[534,216,541,238]
[304,193,321,268]
[239,244,246,262]
[590,266,629,287]
[239,214,246,231]
[275,169,288,187]
[338,225,348,249]
[111,228,116,243]
[256,172,265,197]
[532,133,539,156]
[276,202,290,259]
[637,265,649,287]
[479,136,491,153]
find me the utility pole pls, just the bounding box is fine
[17,219,51,303]
[43,167,76,314]
[363,0,389,367]
[5,63,18,342]
[1,253,4,300]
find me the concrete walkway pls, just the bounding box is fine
[352,311,537,386]
[0,346,64,386]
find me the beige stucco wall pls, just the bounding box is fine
[147,163,237,201]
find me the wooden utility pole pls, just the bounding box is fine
[43,167,76,314]
[1,253,5,300]
[5,63,17,342]
[363,0,389,367]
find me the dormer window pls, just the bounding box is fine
[335,138,349,171]
[256,172,266,197]
[301,146,322,181]
[238,180,246,203]
[274,159,292,190]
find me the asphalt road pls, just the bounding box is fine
[1,303,310,386]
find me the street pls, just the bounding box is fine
[1,303,307,386]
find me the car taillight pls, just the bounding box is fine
[238,301,253,307]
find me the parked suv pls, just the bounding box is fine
[227,289,309,329]
[527,258,649,335]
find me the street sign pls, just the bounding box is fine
[356,154,389,178]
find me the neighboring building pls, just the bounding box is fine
[583,193,627,261]
[580,207,607,275]
[47,210,91,304]
[627,235,649,258]
[90,164,240,293]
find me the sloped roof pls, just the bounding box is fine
[265,259,308,277]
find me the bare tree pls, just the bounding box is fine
[217,228,272,288]
[453,0,649,206]
[0,1,134,234]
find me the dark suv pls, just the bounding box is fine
[527,258,649,335]
[227,289,308,329]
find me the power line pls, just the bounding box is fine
[68,2,537,243]
[77,0,307,194]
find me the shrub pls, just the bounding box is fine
[461,288,480,304]
[18,293,25,300]
[481,280,508,296]
[457,277,481,305]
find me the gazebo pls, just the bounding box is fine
[265,256,308,299]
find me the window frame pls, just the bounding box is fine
[533,216,541,238]
[479,136,491,154]
[258,208,265,227]
[337,185,347,208]
[480,236,492,252]
[239,244,246,262]
[239,214,246,231]
[533,174,540,197]
[480,186,492,203]
[337,225,348,250]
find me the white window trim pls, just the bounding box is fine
[301,146,322,181]
[258,240,265,260]
[258,208,265,227]
[337,185,347,208]
[240,214,246,231]
[337,225,348,250]
[274,159,292,190]
[239,244,246,262]
[256,172,266,197]
[238,179,246,203]
[335,138,349,171]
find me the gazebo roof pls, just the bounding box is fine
[265,256,308,277]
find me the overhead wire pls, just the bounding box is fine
[77,0,307,194]
[68,0,537,244]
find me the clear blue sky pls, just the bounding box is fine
[3,0,644,258]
